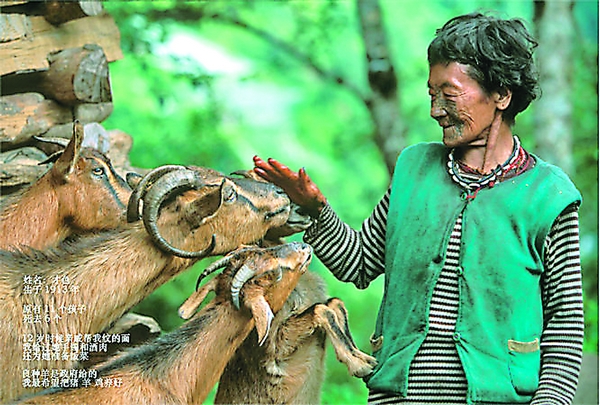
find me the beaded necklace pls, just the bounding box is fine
[447,136,534,200]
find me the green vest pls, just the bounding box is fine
[366,142,581,403]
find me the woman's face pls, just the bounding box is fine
[428,62,503,149]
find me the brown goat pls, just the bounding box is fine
[15,242,312,405]
[213,270,377,404]
[0,121,132,250]
[0,165,291,403]
[207,169,377,404]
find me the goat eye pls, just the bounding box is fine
[92,167,105,177]
[224,188,237,203]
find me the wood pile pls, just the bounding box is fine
[0,0,137,202]
[0,0,161,358]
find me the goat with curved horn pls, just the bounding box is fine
[0,163,292,402]
[211,170,377,403]
[15,242,312,405]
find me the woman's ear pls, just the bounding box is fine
[494,89,512,111]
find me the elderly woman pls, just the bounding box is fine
[254,12,583,405]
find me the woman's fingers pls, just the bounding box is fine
[253,155,326,218]
[254,156,298,185]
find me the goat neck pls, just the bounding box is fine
[0,179,66,250]
[14,242,312,405]
[0,165,292,403]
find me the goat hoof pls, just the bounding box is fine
[348,354,377,378]
[351,363,375,378]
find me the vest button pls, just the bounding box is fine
[452,332,461,342]
[456,266,464,276]
[432,255,443,264]
[460,191,469,200]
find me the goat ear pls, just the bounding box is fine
[219,178,237,205]
[178,278,218,320]
[185,179,232,228]
[247,294,274,346]
[53,121,84,180]
[126,172,143,190]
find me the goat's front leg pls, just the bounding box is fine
[268,298,377,378]
[314,298,377,378]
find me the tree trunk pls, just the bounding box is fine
[356,0,405,175]
[2,45,112,106]
[0,13,31,42]
[533,0,575,174]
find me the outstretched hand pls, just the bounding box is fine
[253,156,326,218]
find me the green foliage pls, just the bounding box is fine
[584,293,599,353]
[103,1,598,402]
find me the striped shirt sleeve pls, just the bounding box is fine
[531,204,584,404]
[303,188,390,289]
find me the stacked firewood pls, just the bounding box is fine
[0,0,136,202]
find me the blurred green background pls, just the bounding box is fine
[101,1,598,403]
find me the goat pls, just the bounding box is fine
[0,165,292,403]
[207,260,377,404]
[205,170,378,404]
[14,242,312,405]
[0,122,153,374]
[0,121,132,251]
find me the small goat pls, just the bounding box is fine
[0,165,291,403]
[0,121,132,250]
[15,242,312,405]
[209,262,377,404]
[208,170,377,404]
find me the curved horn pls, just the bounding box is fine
[141,169,216,258]
[33,135,71,148]
[230,263,258,310]
[197,245,264,290]
[195,255,233,290]
[126,165,187,223]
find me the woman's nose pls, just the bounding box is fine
[430,100,447,119]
